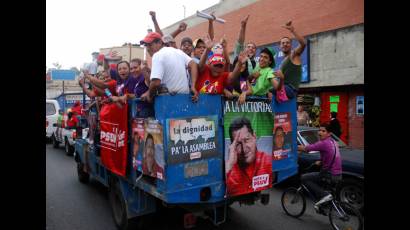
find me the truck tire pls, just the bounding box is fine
[65,138,74,156]
[52,134,59,148]
[109,180,141,230]
[77,162,89,183]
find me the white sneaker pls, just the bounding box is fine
[314,194,333,208]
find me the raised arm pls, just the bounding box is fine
[79,78,97,98]
[234,15,250,57]
[85,74,110,89]
[221,37,231,72]
[149,11,163,36]
[198,36,213,73]
[282,21,306,56]
[227,51,247,84]
[208,12,216,41]
[170,22,187,38]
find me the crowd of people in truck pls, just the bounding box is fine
[69,10,353,215]
[77,11,305,118]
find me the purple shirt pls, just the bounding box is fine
[133,74,151,112]
[132,74,148,97]
[111,69,138,96]
[305,137,342,175]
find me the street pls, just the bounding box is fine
[46,144,334,230]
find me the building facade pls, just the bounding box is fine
[160,0,364,148]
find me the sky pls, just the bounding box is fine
[46,0,219,70]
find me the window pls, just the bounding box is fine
[300,130,319,144]
[300,130,347,148]
[46,103,56,116]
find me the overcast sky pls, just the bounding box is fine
[46,0,219,70]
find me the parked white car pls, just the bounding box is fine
[46,99,61,140]
[52,124,77,156]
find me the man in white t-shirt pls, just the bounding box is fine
[140,32,199,103]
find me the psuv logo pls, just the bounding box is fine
[100,123,125,150]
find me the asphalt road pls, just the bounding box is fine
[46,144,336,230]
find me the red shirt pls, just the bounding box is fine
[66,116,79,128]
[71,105,82,116]
[196,65,229,94]
[93,79,117,100]
[142,161,165,180]
[226,151,273,197]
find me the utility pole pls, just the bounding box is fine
[183,5,186,18]
[129,43,131,63]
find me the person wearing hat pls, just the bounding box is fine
[196,36,247,95]
[180,37,193,56]
[139,32,199,103]
[162,35,177,48]
[192,38,206,64]
[270,21,306,101]
[250,47,276,96]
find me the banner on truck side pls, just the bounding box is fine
[273,112,292,160]
[142,119,165,180]
[131,118,145,171]
[167,116,218,165]
[99,103,128,177]
[223,100,273,197]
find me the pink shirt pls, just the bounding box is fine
[305,137,342,175]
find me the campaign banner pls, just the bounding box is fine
[167,116,218,165]
[273,112,292,160]
[223,100,273,197]
[131,118,145,171]
[142,119,165,180]
[99,103,128,177]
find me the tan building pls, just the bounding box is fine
[100,45,145,63]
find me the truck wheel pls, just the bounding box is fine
[52,135,59,148]
[109,180,141,230]
[65,139,74,156]
[77,162,89,183]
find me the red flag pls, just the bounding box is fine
[99,103,128,177]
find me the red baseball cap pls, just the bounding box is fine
[110,63,117,69]
[97,54,105,62]
[208,54,226,66]
[140,32,162,45]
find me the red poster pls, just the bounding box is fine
[99,103,128,177]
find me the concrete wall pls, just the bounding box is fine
[303,24,364,88]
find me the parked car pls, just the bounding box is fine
[46,99,61,141]
[296,126,364,212]
[52,123,77,156]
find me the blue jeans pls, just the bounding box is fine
[301,172,329,200]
